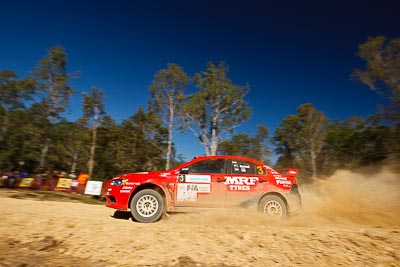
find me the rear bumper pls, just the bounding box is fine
[285,184,302,214]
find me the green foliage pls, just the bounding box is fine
[274,103,329,182]
[88,115,119,180]
[30,46,76,167]
[323,116,397,172]
[148,63,189,169]
[78,87,107,177]
[0,70,35,144]
[218,124,271,162]
[32,46,75,122]
[1,42,399,183]
[0,110,39,171]
[350,35,400,167]
[79,87,106,126]
[183,61,252,156]
[148,63,189,116]
[0,70,33,110]
[111,107,167,174]
[352,36,400,125]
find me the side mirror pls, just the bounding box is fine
[179,168,189,175]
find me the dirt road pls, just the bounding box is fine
[0,168,399,266]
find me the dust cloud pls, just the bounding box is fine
[295,167,400,227]
[166,167,400,228]
[0,167,399,266]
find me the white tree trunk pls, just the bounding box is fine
[166,97,174,169]
[40,138,49,167]
[88,109,98,178]
[310,149,317,179]
[210,117,218,156]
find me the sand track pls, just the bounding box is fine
[0,168,399,266]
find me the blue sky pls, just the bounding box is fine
[1,0,399,161]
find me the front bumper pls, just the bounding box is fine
[105,187,130,210]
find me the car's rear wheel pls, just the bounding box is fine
[130,189,164,223]
[258,195,287,219]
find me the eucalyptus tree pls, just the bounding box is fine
[352,36,400,158]
[0,109,37,171]
[148,63,189,169]
[92,115,120,180]
[31,46,75,167]
[116,107,167,173]
[183,61,251,156]
[0,70,34,143]
[79,87,106,178]
[352,36,400,126]
[274,103,328,181]
[322,115,395,174]
[45,119,81,172]
[218,124,271,162]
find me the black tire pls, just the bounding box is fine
[130,189,164,223]
[258,195,287,219]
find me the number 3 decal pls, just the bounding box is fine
[257,166,265,175]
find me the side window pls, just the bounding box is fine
[188,159,226,174]
[230,160,266,175]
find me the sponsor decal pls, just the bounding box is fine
[122,186,133,190]
[56,178,73,189]
[228,185,251,191]
[256,166,265,175]
[125,182,140,186]
[276,179,292,187]
[176,183,211,201]
[184,175,211,183]
[178,174,185,182]
[184,183,210,193]
[288,170,297,175]
[119,183,136,193]
[119,185,134,193]
[224,176,259,191]
[18,178,35,188]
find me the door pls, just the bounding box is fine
[175,158,227,208]
[224,159,268,208]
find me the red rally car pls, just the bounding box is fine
[105,155,301,223]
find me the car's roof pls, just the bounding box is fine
[170,155,267,171]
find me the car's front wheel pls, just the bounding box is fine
[258,195,287,219]
[130,189,164,223]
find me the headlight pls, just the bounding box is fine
[110,178,124,186]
